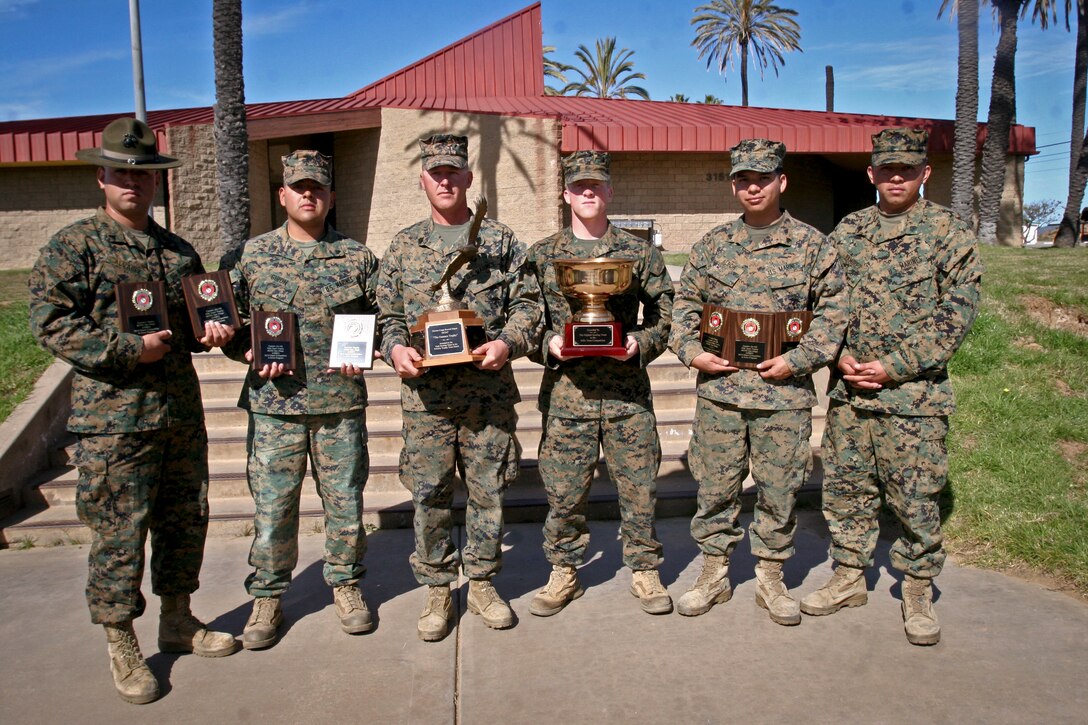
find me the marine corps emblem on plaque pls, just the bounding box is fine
[131,288,154,312]
[786,316,804,338]
[264,315,284,337]
[741,317,761,338]
[708,310,723,331]
[197,279,219,302]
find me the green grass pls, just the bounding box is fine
[944,247,1088,594]
[663,252,690,267]
[0,270,53,424]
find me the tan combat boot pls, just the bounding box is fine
[800,565,867,616]
[242,596,283,650]
[104,621,160,705]
[333,584,374,634]
[418,585,453,642]
[158,593,239,657]
[467,579,515,629]
[630,569,673,615]
[901,576,941,646]
[529,564,584,617]
[754,559,801,626]
[677,554,731,616]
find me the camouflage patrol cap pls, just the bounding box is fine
[729,138,786,176]
[562,150,611,186]
[420,134,469,170]
[871,127,929,166]
[282,150,332,186]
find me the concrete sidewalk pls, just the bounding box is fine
[1,512,1086,724]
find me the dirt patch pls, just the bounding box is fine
[1012,335,1044,351]
[1059,440,1088,490]
[1055,378,1074,397]
[1020,294,1088,337]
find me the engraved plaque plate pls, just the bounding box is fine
[328,314,376,369]
[252,310,297,371]
[726,310,777,370]
[117,280,167,335]
[182,270,241,340]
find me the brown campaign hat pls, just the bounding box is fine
[74,117,182,169]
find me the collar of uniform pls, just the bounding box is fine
[556,224,625,259]
[264,223,309,262]
[744,211,793,252]
[866,199,927,244]
[420,217,475,258]
[308,227,346,259]
[95,207,162,250]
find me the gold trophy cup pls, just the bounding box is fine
[554,257,635,357]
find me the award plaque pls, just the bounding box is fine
[726,310,777,370]
[328,314,376,369]
[182,270,241,340]
[116,280,167,335]
[251,311,297,371]
[775,310,813,355]
[700,303,729,357]
[411,196,490,368]
[554,257,635,357]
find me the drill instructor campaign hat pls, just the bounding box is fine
[74,117,183,170]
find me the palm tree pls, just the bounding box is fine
[977,0,1060,246]
[700,94,724,104]
[543,45,573,97]
[939,0,980,225]
[690,0,802,107]
[669,93,692,103]
[1056,1,1084,248]
[561,37,650,100]
[212,0,249,258]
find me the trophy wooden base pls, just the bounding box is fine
[410,309,487,367]
[560,321,626,357]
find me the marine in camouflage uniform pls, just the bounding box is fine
[800,128,982,646]
[669,139,846,625]
[28,118,237,705]
[377,134,541,640]
[525,150,674,617]
[219,151,379,648]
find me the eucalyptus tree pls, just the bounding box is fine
[690,0,802,107]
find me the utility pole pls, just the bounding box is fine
[129,0,147,122]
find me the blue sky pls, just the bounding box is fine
[0,0,1075,207]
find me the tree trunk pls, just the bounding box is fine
[1056,1,1088,248]
[740,40,749,107]
[212,0,249,260]
[978,0,1022,247]
[951,0,980,224]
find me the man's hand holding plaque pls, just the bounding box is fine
[553,257,635,357]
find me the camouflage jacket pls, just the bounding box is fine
[828,199,982,415]
[28,208,206,433]
[220,223,379,415]
[377,217,542,413]
[527,225,673,419]
[669,211,846,411]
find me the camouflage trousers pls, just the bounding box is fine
[538,412,663,570]
[689,399,811,560]
[822,402,948,578]
[400,406,520,586]
[73,424,209,624]
[245,411,369,597]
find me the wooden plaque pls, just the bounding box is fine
[251,310,297,371]
[775,310,814,356]
[560,320,626,357]
[116,280,167,335]
[725,310,777,370]
[409,309,487,367]
[700,303,729,357]
[182,270,241,340]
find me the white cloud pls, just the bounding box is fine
[0,0,38,14]
[243,3,317,37]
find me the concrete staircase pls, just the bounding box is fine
[1,351,827,547]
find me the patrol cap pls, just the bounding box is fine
[562,150,611,186]
[729,138,786,176]
[282,150,332,186]
[74,117,182,169]
[420,134,469,170]
[871,127,929,167]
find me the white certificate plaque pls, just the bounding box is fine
[328,314,376,369]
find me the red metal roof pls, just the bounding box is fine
[0,2,1036,164]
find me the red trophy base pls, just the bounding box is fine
[560,321,626,357]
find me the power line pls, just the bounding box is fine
[1035,141,1072,149]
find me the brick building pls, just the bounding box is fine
[0,3,1037,268]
